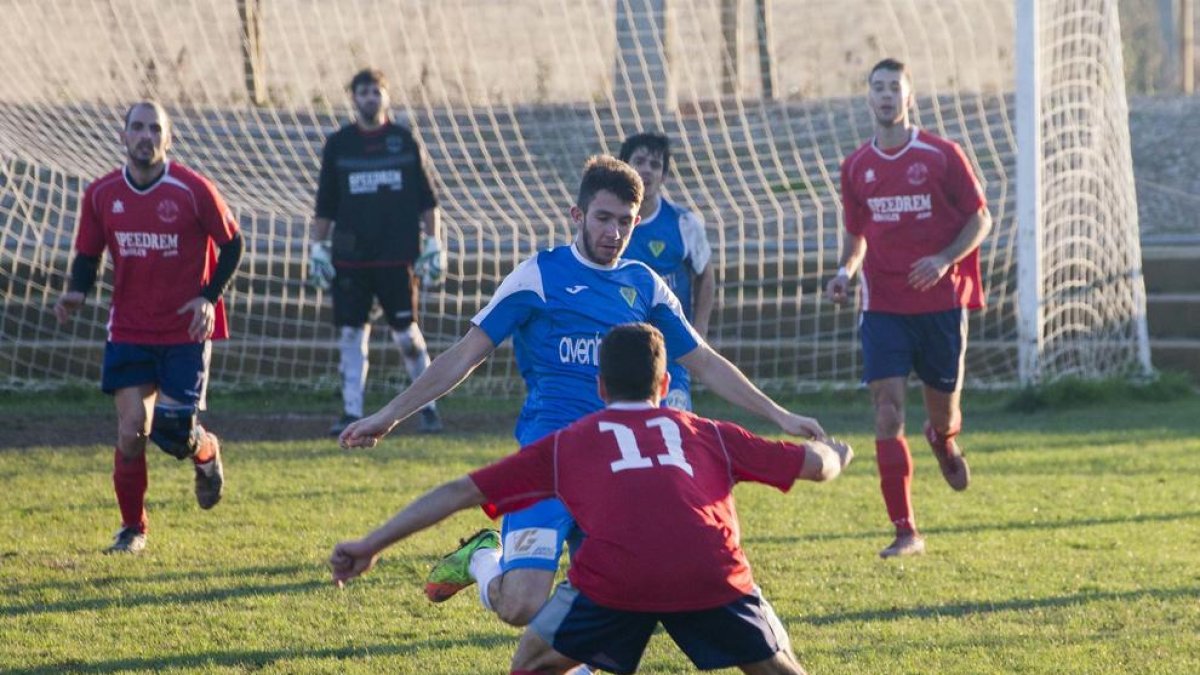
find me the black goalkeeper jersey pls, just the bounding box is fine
[315,121,438,266]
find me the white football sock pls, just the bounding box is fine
[339,325,370,417]
[391,324,434,411]
[469,547,502,612]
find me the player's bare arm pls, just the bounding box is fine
[311,216,333,242]
[825,233,867,305]
[691,264,716,338]
[678,344,825,438]
[339,326,497,448]
[420,207,440,240]
[177,297,216,342]
[908,207,993,291]
[329,476,485,587]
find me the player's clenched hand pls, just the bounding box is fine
[824,436,855,470]
[825,273,851,305]
[339,413,397,450]
[774,411,825,439]
[329,539,379,588]
[177,297,216,341]
[54,291,85,325]
[908,254,950,291]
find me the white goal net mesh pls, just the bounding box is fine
[0,0,1149,392]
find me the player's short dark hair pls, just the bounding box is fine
[576,155,643,213]
[599,323,667,402]
[349,68,388,93]
[618,132,672,173]
[868,58,911,84]
[123,101,170,132]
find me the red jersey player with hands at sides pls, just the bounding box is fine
[826,58,993,559]
[54,101,244,554]
[330,323,853,675]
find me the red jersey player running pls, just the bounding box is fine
[55,101,244,554]
[330,323,852,675]
[826,58,993,558]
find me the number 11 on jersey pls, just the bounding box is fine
[599,417,695,477]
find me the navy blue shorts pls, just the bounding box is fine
[530,583,791,674]
[101,342,211,407]
[860,309,967,392]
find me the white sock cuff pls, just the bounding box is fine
[390,323,426,352]
[468,547,502,613]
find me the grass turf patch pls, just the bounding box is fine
[1,393,1198,673]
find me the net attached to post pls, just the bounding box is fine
[0,0,1148,392]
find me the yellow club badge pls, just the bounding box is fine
[620,287,638,307]
[649,240,666,257]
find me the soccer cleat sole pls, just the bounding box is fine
[424,581,472,603]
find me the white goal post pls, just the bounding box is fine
[0,0,1151,392]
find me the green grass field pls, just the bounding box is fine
[1,387,1198,674]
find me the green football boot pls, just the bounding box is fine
[424,528,501,603]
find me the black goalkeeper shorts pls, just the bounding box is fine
[332,264,419,330]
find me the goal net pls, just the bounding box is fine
[0,0,1150,393]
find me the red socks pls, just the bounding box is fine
[875,437,915,532]
[113,448,148,532]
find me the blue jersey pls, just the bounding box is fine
[472,244,701,445]
[623,197,711,320]
[623,197,712,409]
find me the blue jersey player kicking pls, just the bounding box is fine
[619,132,715,411]
[339,155,826,630]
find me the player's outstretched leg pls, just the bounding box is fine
[110,387,152,554]
[875,437,924,558]
[425,528,500,602]
[331,325,370,436]
[193,427,224,509]
[924,420,969,491]
[392,324,443,433]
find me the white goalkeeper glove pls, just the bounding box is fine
[414,234,447,287]
[309,241,335,291]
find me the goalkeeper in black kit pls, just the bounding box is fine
[310,68,446,436]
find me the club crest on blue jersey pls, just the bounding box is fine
[620,287,638,307]
[649,240,666,257]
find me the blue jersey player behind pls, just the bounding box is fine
[339,155,826,630]
[619,132,715,411]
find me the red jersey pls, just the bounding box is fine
[74,161,239,344]
[469,404,808,612]
[841,128,987,314]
